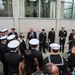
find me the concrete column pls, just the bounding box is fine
[55,0,61,43]
[13,0,19,33]
[19,0,25,17]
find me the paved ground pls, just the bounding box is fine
[0,47,69,75]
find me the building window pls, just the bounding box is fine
[64,0,72,2]
[61,0,75,19]
[0,0,13,17]
[19,0,57,18]
[25,0,39,17]
[73,3,75,18]
[19,0,39,17]
[40,0,56,18]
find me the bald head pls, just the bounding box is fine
[30,27,33,32]
[43,63,59,75]
[61,27,65,31]
[51,64,59,75]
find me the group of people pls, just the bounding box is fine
[27,27,75,53]
[0,27,75,75]
[27,27,66,53]
[0,26,75,54]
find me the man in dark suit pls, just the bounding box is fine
[59,27,67,53]
[48,28,55,52]
[39,29,47,54]
[27,27,37,49]
[8,27,18,39]
[68,29,75,51]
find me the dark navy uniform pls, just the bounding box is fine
[39,29,47,53]
[8,27,18,39]
[8,32,18,39]
[43,54,68,75]
[68,30,75,50]
[48,29,55,52]
[59,30,67,52]
[48,29,55,43]
[70,34,75,50]
[5,52,23,75]
[0,43,9,75]
[68,33,74,50]
[4,40,22,75]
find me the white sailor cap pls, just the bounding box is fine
[0,35,7,40]
[50,43,60,50]
[11,27,15,30]
[2,28,8,32]
[7,35,15,41]
[29,39,39,45]
[8,40,19,48]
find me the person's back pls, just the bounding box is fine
[5,52,22,74]
[24,50,36,74]
[0,35,9,75]
[4,40,23,75]
[0,43,7,63]
[31,49,43,69]
[24,39,43,75]
[43,43,68,75]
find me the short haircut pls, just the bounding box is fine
[31,45,37,48]
[52,49,58,53]
[10,48,16,51]
[1,38,7,42]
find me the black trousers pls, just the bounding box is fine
[60,43,65,52]
[39,42,46,53]
[69,42,72,51]
[3,62,8,75]
[49,40,55,52]
[59,39,65,53]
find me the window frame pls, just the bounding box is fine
[0,0,13,18]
